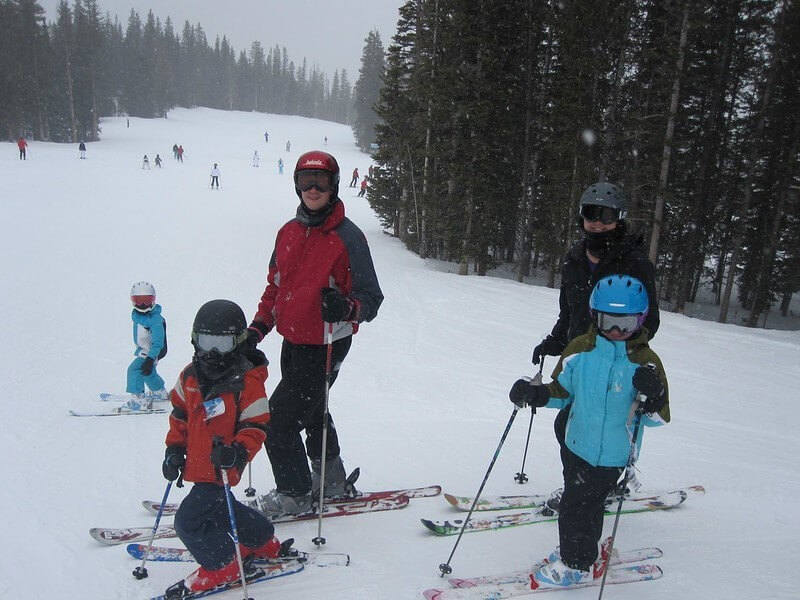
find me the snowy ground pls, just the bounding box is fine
[2,108,798,600]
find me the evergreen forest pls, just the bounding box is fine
[0,0,355,144]
[366,0,799,327]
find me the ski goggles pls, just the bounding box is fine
[193,333,237,354]
[580,204,620,225]
[295,169,334,193]
[131,295,155,310]
[595,311,646,334]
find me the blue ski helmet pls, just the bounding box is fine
[589,275,649,315]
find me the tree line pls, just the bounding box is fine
[0,0,355,144]
[365,0,799,327]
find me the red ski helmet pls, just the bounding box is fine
[294,150,340,199]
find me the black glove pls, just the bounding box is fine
[162,445,185,482]
[632,366,666,413]
[531,337,563,365]
[141,357,154,376]
[321,287,353,323]
[243,328,261,351]
[210,442,248,471]
[509,378,550,408]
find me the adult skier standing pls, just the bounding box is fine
[246,150,383,515]
[17,137,27,159]
[509,275,669,588]
[530,182,659,491]
[210,163,221,189]
[78,140,86,159]
[161,299,280,596]
[253,151,260,167]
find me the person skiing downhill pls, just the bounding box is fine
[531,182,659,492]
[155,154,162,168]
[509,274,669,589]
[357,177,368,197]
[142,155,150,169]
[210,163,221,189]
[126,282,168,409]
[278,158,284,174]
[349,167,359,187]
[246,150,383,516]
[161,299,281,597]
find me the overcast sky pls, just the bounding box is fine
[37,0,403,79]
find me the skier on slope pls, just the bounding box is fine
[161,299,281,597]
[210,163,221,189]
[530,182,659,495]
[509,274,670,589]
[78,140,87,159]
[253,150,260,167]
[126,282,168,409]
[17,137,28,159]
[245,150,383,516]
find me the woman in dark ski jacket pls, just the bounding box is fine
[531,182,660,482]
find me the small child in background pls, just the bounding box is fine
[126,281,168,410]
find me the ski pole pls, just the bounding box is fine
[514,359,544,484]
[439,406,520,576]
[220,467,252,600]
[132,480,173,579]
[312,320,335,548]
[597,364,656,600]
[245,462,256,497]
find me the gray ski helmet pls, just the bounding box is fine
[578,182,629,219]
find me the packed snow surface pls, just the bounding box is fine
[2,108,798,599]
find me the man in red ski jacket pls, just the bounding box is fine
[247,150,383,516]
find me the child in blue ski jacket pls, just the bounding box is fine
[509,274,669,589]
[126,281,168,408]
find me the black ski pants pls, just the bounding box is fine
[265,336,352,496]
[175,483,274,570]
[558,448,623,572]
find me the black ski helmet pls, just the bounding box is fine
[191,299,248,378]
[578,182,629,219]
[191,299,247,348]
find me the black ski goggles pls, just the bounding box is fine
[295,170,334,193]
[193,333,240,355]
[580,204,620,225]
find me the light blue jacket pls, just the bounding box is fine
[131,304,166,360]
[546,328,669,468]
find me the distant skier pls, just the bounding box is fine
[126,281,168,410]
[160,299,281,597]
[155,154,163,168]
[142,155,150,170]
[324,136,328,146]
[79,140,87,159]
[278,158,284,174]
[357,177,367,197]
[349,168,359,187]
[177,145,185,162]
[285,140,291,152]
[210,163,221,189]
[253,151,260,167]
[264,131,269,142]
[172,143,179,159]
[368,165,374,179]
[17,137,27,160]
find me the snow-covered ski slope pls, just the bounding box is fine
[2,108,798,599]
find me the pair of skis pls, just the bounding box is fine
[90,485,442,545]
[422,485,704,535]
[423,535,663,598]
[69,392,170,417]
